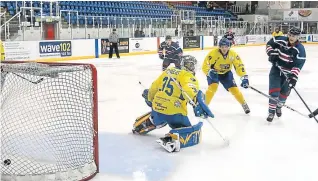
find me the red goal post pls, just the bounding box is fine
[0,61,99,181]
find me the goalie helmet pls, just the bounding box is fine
[180,55,198,74]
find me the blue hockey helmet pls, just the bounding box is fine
[218,38,231,47]
[289,27,301,35]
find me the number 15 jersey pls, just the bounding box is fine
[147,67,199,116]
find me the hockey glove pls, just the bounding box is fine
[287,74,298,88]
[193,90,214,118]
[142,89,152,107]
[268,49,279,64]
[159,54,164,60]
[240,75,249,89]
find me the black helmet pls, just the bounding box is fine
[165,35,172,41]
[289,27,301,35]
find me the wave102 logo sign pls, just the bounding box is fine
[39,41,72,57]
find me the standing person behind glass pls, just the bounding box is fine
[108,29,120,59]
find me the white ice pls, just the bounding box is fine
[76,45,318,181]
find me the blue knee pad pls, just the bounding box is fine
[169,122,203,148]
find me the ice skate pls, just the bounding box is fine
[242,103,250,114]
[156,133,180,153]
[276,106,282,117]
[266,113,275,122]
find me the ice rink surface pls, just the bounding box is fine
[78,45,318,181]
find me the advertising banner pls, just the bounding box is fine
[39,41,72,57]
[235,36,247,45]
[312,34,318,42]
[283,10,299,21]
[4,41,36,61]
[283,9,317,21]
[183,36,200,49]
[299,34,307,43]
[246,35,267,44]
[129,38,157,52]
[101,38,129,54]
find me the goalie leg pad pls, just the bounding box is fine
[133,111,167,134]
[169,122,203,149]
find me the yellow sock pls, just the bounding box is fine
[205,83,218,105]
[228,87,246,105]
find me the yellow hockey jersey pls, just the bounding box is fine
[202,48,246,77]
[148,67,199,116]
[272,31,283,37]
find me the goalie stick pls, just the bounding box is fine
[276,65,318,123]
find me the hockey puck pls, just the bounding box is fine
[3,159,11,166]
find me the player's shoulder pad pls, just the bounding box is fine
[295,42,305,50]
[171,42,180,48]
[229,48,239,56]
[294,42,306,57]
[209,48,219,54]
[180,70,197,80]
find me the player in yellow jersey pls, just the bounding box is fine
[202,38,250,114]
[272,27,284,37]
[132,55,214,153]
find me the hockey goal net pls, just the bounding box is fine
[0,62,99,181]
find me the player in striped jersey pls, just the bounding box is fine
[265,27,306,122]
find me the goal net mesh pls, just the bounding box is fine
[0,62,98,181]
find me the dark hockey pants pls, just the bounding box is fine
[109,43,120,58]
[268,66,291,114]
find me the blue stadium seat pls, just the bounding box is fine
[1,1,235,26]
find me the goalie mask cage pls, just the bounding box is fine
[0,62,99,181]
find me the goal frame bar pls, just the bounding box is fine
[1,61,99,181]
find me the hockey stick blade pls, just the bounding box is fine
[309,108,318,118]
[276,65,318,123]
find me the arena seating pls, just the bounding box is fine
[1,1,236,25]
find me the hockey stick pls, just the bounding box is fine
[276,65,318,123]
[11,72,44,84]
[139,79,230,146]
[248,85,311,118]
[164,71,230,145]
